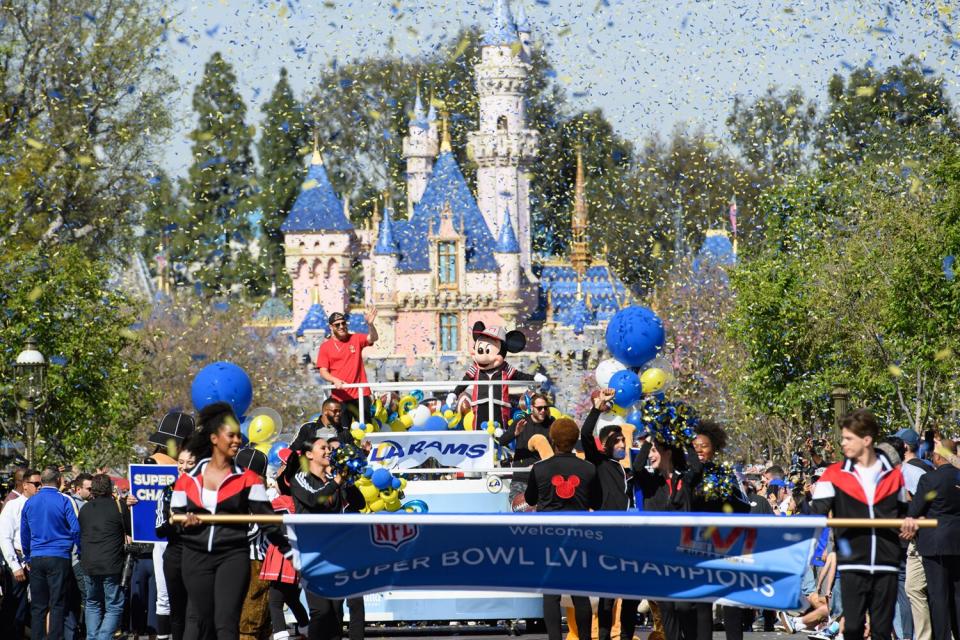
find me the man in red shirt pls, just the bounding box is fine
[316,309,378,432]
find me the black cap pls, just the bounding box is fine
[328,312,347,325]
[236,447,268,477]
[149,412,196,447]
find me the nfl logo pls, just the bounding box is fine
[370,523,419,550]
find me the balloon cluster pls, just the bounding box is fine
[699,460,738,502]
[330,443,366,484]
[355,468,408,512]
[634,395,698,447]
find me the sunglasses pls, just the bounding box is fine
[25,481,41,488]
[532,405,549,411]
[331,321,347,328]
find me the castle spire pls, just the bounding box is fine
[311,129,323,166]
[374,198,398,255]
[440,112,452,153]
[570,146,590,276]
[412,81,427,127]
[483,0,517,46]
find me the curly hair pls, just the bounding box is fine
[695,420,728,453]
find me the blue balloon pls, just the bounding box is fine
[370,468,393,490]
[239,416,251,439]
[625,408,644,429]
[401,499,429,513]
[610,369,642,407]
[267,440,289,467]
[605,306,665,368]
[190,361,253,417]
[423,415,448,431]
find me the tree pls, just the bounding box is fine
[258,68,310,295]
[727,137,960,434]
[138,172,182,285]
[177,53,260,296]
[0,0,175,257]
[816,56,959,167]
[726,87,817,179]
[0,246,155,467]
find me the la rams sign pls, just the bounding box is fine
[366,431,495,471]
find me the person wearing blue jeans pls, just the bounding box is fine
[78,474,129,640]
[21,466,81,640]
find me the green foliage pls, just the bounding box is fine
[0,0,175,257]
[176,53,261,296]
[138,172,181,283]
[726,87,817,178]
[0,246,155,467]
[258,68,310,295]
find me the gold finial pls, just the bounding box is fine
[570,145,591,277]
[440,112,452,152]
[311,286,320,304]
[311,130,323,165]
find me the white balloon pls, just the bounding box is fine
[594,411,625,436]
[594,358,627,388]
[411,405,432,427]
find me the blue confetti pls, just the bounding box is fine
[943,255,956,281]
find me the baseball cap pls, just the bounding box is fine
[149,411,196,447]
[894,428,920,448]
[768,478,787,488]
[236,447,268,477]
[328,312,347,325]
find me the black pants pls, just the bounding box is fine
[305,591,342,640]
[923,555,960,640]
[338,399,372,432]
[182,546,250,640]
[29,555,72,640]
[1,565,30,639]
[164,543,201,640]
[839,570,898,640]
[543,594,592,640]
[339,597,365,640]
[598,597,615,640]
[268,581,309,633]
[618,599,641,640]
[720,606,744,640]
[659,601,698,640]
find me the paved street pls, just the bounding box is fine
[363,626,789,640]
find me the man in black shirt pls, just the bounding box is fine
[500,393,554,507]
[525,418,600,640]
[78,474,128,640]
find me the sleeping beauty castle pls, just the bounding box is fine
[263,0,641,385]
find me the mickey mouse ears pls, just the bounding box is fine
[472,321,526,353]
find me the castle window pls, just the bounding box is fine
[497,115,508,131]
[438,241,457,287]
[439,313,459,352]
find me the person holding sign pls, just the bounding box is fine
[172,402,293,640]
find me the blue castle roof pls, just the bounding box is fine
[495,208,520,253]
[693,231,736,272]
[536,262,631,330]
[483,0,517,46]
[296,302,328,336]
[395,151,498,273]
[280,159,353,233]
[374,205,399,255]
[252,296,292,326]
[514,4,530,32]
[411,92,428,130]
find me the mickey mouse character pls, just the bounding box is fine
[447,321,547,431]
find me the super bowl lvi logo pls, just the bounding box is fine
[370,523,419,550]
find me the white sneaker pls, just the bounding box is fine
[779,612,797,634]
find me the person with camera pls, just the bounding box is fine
[20,465,82,640]
[79,474,129,640]
[172,402,292,640]
[0,467,40,638]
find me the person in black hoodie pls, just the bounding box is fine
[499,392,555,505]
[579,388,630,640]
[79,474,129,640]
[525,417,600,640]
[691,421,751,640]
[629,407,702,640]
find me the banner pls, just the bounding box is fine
[365,431,495,470]
[128,464,178,543]
[286,513,824,610]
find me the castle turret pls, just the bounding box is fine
[468,0,539,278]
[494,207,522,322]
[281,143,355,331]
[570,147,591,276]
[514,4,532,58]
[370,199,399,354]
[402,87,438,217]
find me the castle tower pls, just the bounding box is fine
[570,147,591,276]
[281,143,355,330]
[494,207,522,323]
[402,88,438,217]
[370,198,399,354]
[468,0,539,277]
[514,4,532,58]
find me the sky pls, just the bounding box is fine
[159,0,960,176]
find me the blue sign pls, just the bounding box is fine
[128,464,178,543]
[286,512,824,610]
[366,432,494,470]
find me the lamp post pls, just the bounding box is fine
[15,337,46,465]
[831,385,850,437]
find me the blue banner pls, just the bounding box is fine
[286,513,824,610]
[128,464,178,543]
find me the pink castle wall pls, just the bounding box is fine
[395,311,438,365]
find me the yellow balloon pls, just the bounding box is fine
[463,411,475,431]
[399,414,414,428]
[248,415,276,444]
[609,404,627,417]
[398,395,418,416]
[350,428,366,443]
[548,407,562,420]
[389,419,408,432]
[254,441,271,454]
[640,367,670,394]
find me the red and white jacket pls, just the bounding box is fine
[260,495,297,584]
[171,458,290,556]
[810,452,907,573]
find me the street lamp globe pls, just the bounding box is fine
[15,336,46,400]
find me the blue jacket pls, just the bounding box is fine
[21,486,81,562]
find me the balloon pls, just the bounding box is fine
[411,405,432,427]
[610,369,642,407]
[370,468,393,490]
[254,441,271,455]
[423,415,448,431]
[596,411,626,431]
[399,414,414,428]
[548,407,562,420]
[267,440,289,467]
[609,404,627,417]
[397,395,419,415]
[389,419,408,432]
[402,499,429,513]
[594,357,627,388]
[463,411,475,431]
[640,368,671,395]
[247,414,277,444]
[190,361,253,416]
[239,416,251,440]
[625,408,644,430]
[605,306,665,368]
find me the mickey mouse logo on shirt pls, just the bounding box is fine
[551,474,580,499]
